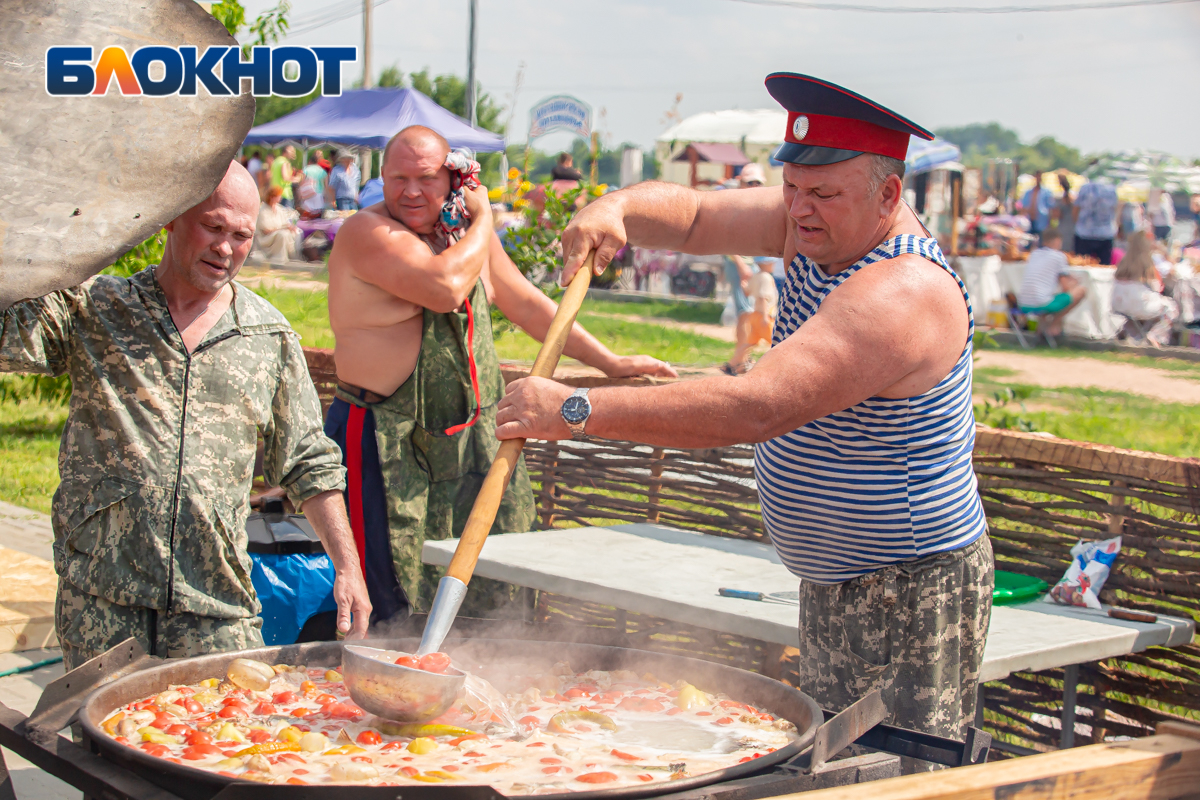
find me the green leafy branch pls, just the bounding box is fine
[209,1,292,55]
[976,386,1037,432]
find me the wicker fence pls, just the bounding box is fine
[302,349,1200,753]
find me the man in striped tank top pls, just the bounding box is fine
[498,74,992,763]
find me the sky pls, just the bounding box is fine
[243,0,1200,158]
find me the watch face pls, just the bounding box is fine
[561,395,591,425]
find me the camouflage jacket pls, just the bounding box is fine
[0,267,345,619]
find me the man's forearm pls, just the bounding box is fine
[610,182,704,251]
[585,375,788,448]
[299,490,362,575]
[424,216,493,311]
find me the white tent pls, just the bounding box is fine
[658,109,788,146]
[656,110,787,187]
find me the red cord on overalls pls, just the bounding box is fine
[444,300,481,436]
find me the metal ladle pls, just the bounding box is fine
[343,255,596,722]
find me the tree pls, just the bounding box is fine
[377,64,404,88]
[209,1,291,52]
[253,87,319,127]
[408,69,504,134]
[935,122,1087,174]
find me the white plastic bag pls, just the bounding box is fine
[1045,536,1122,610]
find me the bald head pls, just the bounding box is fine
[384,125,450,165]
[199,161,260,219]
[160,161,259,294]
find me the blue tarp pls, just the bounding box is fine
[905,137,961,175]
[250,552,338,645]
[244,88,505,152]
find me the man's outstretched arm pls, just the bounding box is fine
[496,254,969,447]
[560,182,790,282]
[487,234,677,378]
[330,184,493,313]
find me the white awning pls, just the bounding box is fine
[657,109,787,146]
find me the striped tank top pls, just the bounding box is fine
[754,234,986,585]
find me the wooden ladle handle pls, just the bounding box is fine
[444,254,595,584]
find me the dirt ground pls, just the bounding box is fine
[974,350,1200,404]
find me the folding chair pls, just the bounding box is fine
[1116,314,1151,344]
[1005,299,1057,349]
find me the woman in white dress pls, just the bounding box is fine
[1111,231,1178,347]
[255,185,301,264]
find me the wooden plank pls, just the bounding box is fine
[778,734,1200,800]
[1158,721,1200,742]
[0,545,58,653]
[974,426,1195,485]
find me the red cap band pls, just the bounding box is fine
[785,112,910,160]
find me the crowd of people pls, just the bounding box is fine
[1014,170,1199,348]
[239,146,364,263]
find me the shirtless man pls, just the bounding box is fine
[326,126,675,622]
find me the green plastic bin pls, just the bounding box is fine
[993,570,1048,605]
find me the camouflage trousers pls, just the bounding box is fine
[56,580,264,671]
[792,535,993,769]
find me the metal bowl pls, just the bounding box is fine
[341,644,466,722]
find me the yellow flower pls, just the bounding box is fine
[513,198,529,210]
[518,181,533,193]
[590,184,609,196]
[507,167,521,180]
[487,187,504,201]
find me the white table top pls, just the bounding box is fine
[424,524,1194,684]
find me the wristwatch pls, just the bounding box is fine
[560,388,592,440]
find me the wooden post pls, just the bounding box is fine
[950,174,962,256]
[1061,663,1079,749]
[646,448,665,523]
[688,146,698,188]
[1109,479,1127,535]
[1093,674,1109,745]
[362,0,373,88]
[590,131,599,185]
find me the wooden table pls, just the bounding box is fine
[424,523,1194,747]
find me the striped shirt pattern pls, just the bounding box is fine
[754,234,987,584]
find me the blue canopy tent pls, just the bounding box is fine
[905,137,961,176]
[243,87,505,152]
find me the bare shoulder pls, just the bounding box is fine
[818,249,969,362]
[836,252,964,314]
[329,204,427,272]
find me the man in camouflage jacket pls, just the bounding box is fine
[0,163,371,669]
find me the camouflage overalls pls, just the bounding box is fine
[0,268,346,670]
[330,279,535,618]
[793,535,993,770]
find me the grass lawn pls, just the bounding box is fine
[973,368,1200,458]
[0,394,66,515]
[497,312,733,366]
[583,298,724,326]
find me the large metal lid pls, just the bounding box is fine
[0,0,255,308]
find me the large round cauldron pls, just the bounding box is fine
[78,638,822,800]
